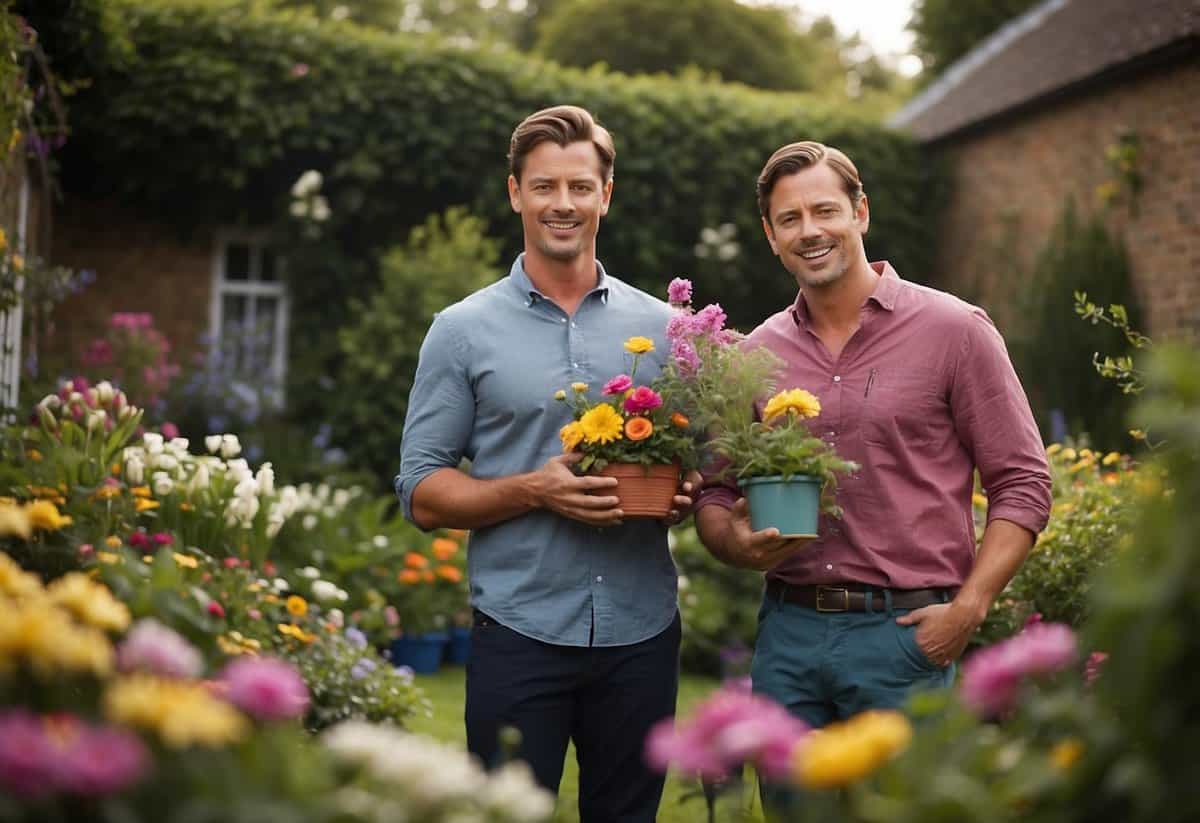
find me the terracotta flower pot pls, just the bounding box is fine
[596,462,680,518]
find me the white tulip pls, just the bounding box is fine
[255,462,275,497]
[316,483,331,502]
[234,477,259,500]
[205,435,222,454]
[125,455,145,486]
[86,409,107,432]
[333,489,350,508]
[142,433,164,454]
[86,388,99,407]
[153,453,179,473]
[152,471,174,496]
[303,514,319,531]
[96,381,115,405]
[168,437,190,455]
[39,394,61,410]
[266,518,284,539]
[187,463,211,494]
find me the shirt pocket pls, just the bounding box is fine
[860,367,946,448]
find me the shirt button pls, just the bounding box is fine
[826,431,836,438]
[833,375,841,382]
[571,362,579,368]
[825,564,833,571]
[570,321,577,328]
[596,575,603,583]
[560,317,567,323]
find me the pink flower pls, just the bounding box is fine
[602,374,633,395]
[693,303,727,335]
[1023,612,1043,629]
[223,557,241,569]
[291,62,310,78]
[247,608,262,621]
[645,688,809,780]
[220,656,310,721]
[671,338,701,375]
[667,277,693,306]
[117,618,204,678]
[128,531,149,549]
[0,711,59,798]
[78,543,95,559]
[623,386,663,415]
[1084,651,1108,686]
[58,725,148,796]
[151,532,174,546]
[960,622,1078,717]
[161,421,180,440]
[207,601,226,619]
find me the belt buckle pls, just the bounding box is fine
[816,586,850,612]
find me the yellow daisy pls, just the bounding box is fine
[623,336,655,354]
[286,595,308,617]
[763,388,822,423]
[560,421,585,452]
[578,404,624,445]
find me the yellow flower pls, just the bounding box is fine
[96,551,121,565]
[554,389,567,401]
[1045,443,1063,456]
[578,404,625,445]
[0,503,32,540]
[763,388,822,423]
[179,502,195,512]
[27,449,42,463]
[26,500,73,531]
[0,552,41,598]
[794,710,912,789]
[1060,448,1077,462]
[286,595,308,617]
[971,493,988,508]
[130,486,152,499]
[104,675,248,748]
[46,573,131,632]
[571,382,589,393]
[217,631,261,656]
[173,553,199,569]
[1128,429,1146,441]
[623,336,655,354]
[0,227,5,250]
[277,622,317,643]
[1102,452,1122,466]
[10,254,22,271]
[0,600,114,677]
[93,485,122,501]
[560,421,585,452]
[1050,738,1085,771]
[135,498,160,512]
[105,535,122,549]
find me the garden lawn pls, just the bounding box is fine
[406,667,765,823]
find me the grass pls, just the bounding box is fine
[405,665,765,822]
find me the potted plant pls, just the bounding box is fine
[658,278,857,537]
[554,336,697,518]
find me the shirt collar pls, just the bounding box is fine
[790,260,900,328]
[510,253,610,307]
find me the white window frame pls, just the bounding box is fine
[208,229,289,406]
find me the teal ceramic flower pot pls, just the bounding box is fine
[739,475,821,538]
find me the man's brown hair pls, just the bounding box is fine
[756,141,864,221]
[508,105,615,183]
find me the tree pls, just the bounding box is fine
[534,0,822,91]
[908,0,1040,82]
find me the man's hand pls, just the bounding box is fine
[895,601,981,667]
[717,498,815,570]
[661,470,702,527]
[530,453,625,526]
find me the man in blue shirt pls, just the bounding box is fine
[396,105,695,822]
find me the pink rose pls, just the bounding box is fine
[602,374,633,396]
[623,386,663,415]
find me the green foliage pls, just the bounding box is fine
[907,0,1041,81]
[1009,201,1142,448]
[711,408,859,492]
[1074,293,1152,395]
[335,208,502,486]
[535,0,817,91]
[53,0,941,463]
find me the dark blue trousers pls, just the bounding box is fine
[465,611,681,823]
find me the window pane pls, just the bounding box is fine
[225,243,250,281]
[260,248,278,282]
[255,297,279,374]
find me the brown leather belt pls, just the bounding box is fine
[765,580,949,613]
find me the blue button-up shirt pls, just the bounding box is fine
[396,255,678,647]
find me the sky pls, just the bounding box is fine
[755,0,924,75]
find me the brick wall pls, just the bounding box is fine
[47,199,216,370]
[928,56,1200,343]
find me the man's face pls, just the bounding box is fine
[508,140,613,263]
[762,162,869,290]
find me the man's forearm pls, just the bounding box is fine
[410,467,543,531]
[954,518,1036,625]
[695,505,744,567]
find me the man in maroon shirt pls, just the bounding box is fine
[695,141,1052,730]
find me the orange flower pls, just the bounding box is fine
[625,417,654,441]
[436,565,463,583]
[670,412,690,429]
[432,538,459,561]
[398,569,421,584]
[404,552,429,569]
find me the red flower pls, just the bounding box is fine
[223,557,241,569]
[128,532,149,549]
[151,532,174,546]
[206,601,226,618]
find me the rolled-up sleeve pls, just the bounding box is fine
[950,309,1052,535]
[395,312,475,526]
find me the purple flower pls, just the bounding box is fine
[667,278,693,306]
[671,339,701,375]
[623,386,663,415]
[602,374,633,396]
[220,656,310,721]
[345,627,368,649]
[644,688,809,780]
[960,622,1078,717]
[0,711,59,799]
[58,725,148,797]
[117,618,204,678]
[349,657,378,680]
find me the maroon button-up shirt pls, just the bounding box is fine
[696,262,1052,590]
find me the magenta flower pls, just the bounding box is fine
[58,725,148,796]
[161,421,180,440]
[645,688,809,780]
[671,339,701,375]
[151,532,174,546]
[693,303,727,335]
[220,656,310,721]
[623,386,663,415]
[602,374,633,395]
[0,711,59,799]
[117,618,204,678]
[667,277,693,306]
[960,622,1078,717]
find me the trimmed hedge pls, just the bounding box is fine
[51,0,944,470]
